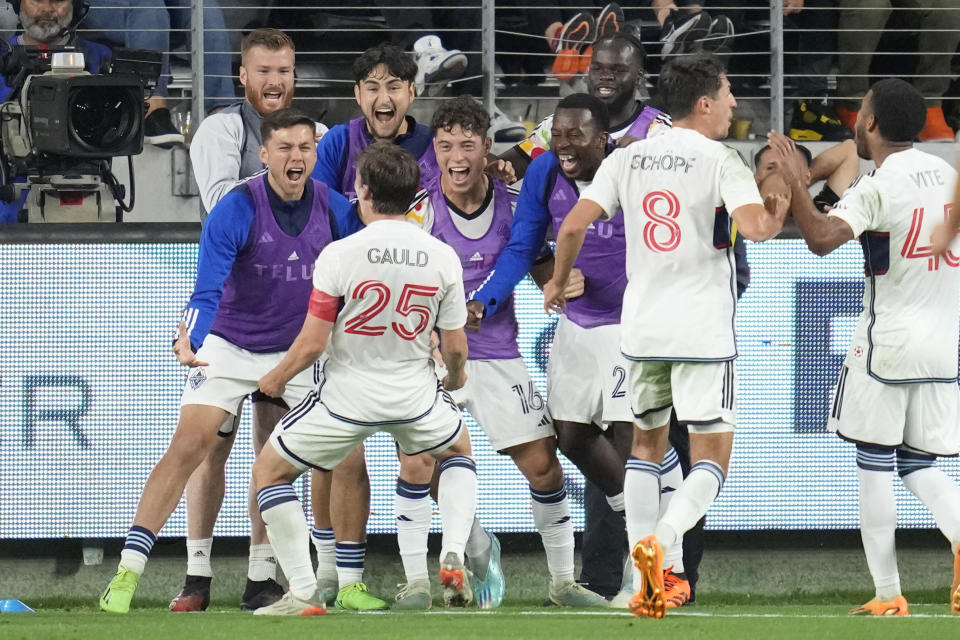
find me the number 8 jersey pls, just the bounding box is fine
[311,218,467,423]
[580,127,763,361]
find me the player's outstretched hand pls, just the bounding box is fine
[443,367,467,391]
[766,130,804,186]
[465,300,485,332]
[174,321,209,367]
[764,191,790,224]
[258,370,286,399]
[563,267,585,299]
[542,279,566,315]
[485,158,517,184]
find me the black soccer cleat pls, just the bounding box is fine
[241,577,285,611]
[169,574,211,612]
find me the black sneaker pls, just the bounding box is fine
[240,577,285,611]
[144,107,185,149]
[789,100,852,141]
[660,10,712,57]
[169,574,211,612]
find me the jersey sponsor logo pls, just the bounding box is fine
[253,263,315,281]
[259,232,275,243]
[469,251,483,262]
[367,247,429,267]
[586,220,617,239]
[288,251,300,261]
[188,367,207,390]
[630,153,696,174]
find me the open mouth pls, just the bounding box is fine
[263,89,283,105]
[594,86,617,99]
[558,153,579,174]
[375,106,395,124]
[447,166,472,186]
[285,167,304,182]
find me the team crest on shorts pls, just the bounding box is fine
[189,367,207,390]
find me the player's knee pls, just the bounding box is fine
[513,445,564,490]
[555,423,586,459]
[399,452,435,484]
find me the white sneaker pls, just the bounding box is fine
[252,590,326,616]
[394,579,432,610]
[414,35,467,95]
[490,105,526,143]
[609,589,633,609]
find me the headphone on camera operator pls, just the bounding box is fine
[7,0,91,42]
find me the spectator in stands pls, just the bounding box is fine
[0,0,114,222]
[835,0,960,141]
[83,0,236,134]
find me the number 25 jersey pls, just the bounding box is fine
[828,148,959,383]
[580,127,763,361]
[312,219,467,423]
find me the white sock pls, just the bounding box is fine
[899,453,960,550]
[659,448,685,573]
[531,485,575,585]
[256,484,316,600]
[606,492,625,512]
[186,538,213,578]
[856,446,901,600]
[624,456,661,589]
[465,518,492,579]
[656,460,724,552]
[310,527,337,584]
[336,541,365,587]
[119,550,147,576]
[437,455,477,564]
[395,479,432,582]
[247,544,277,582]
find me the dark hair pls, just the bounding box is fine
[356,143,420,215]
[754,143,812,169]
[430,95,491,138]
[555,93,610,132]
[353,42,417,85]
[868,78,926,143]
[657,54,725,120]
[593,32,646,69]
[241,28,295,62]
[260,107,315,143]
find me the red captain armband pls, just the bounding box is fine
[308,289,339,322]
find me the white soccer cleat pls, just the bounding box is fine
[252,590,326,616]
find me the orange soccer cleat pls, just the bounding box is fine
[663,567,691,609]
[951,545,960,616]
[849,595,909,616]
[628,535,665,619]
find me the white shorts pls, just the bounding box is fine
[271,382,465,471]
[627,359,736,432]
[828,365,960,456]
[180,334,319,415]
[451,358,554,451]
[547,316,633,426]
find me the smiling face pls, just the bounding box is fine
[239,45,295,116]
[551,107,608,182]
[586,42,641,120]
[354,64,415,142]
[435,124,491,198]
[258,123,316,201]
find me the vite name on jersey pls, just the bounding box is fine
[367,247,429,267]
[630,153,696,174]
[253,262,314,281]
[909,169,947,188]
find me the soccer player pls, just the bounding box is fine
[188,28,375,613]
[250,142,477,616]
[499,32,670,179]
[311,42,436,199]
[754,138,860,215]
[399,95,606,609]
[98,108,363,614]
[543,54,788,619]
[768,78,960,617]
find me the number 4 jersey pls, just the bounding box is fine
[828,148,959,383]
[311,218,467,423]
[580,126,763,361]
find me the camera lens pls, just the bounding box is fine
[69,86,139,152]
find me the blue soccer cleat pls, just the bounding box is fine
[472,531,505,609]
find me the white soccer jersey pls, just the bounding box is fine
[828,147,959,383]
[311,218,467,423]
[580,126,762,360]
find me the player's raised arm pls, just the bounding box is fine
[544,198,605,313]
[767,130,853,255]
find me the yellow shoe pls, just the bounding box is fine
[663,567,690,609]
[849,595,909,616]
[952,546,960,616]
[628,535,665,619]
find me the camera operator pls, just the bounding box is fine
[0,0,110,222]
